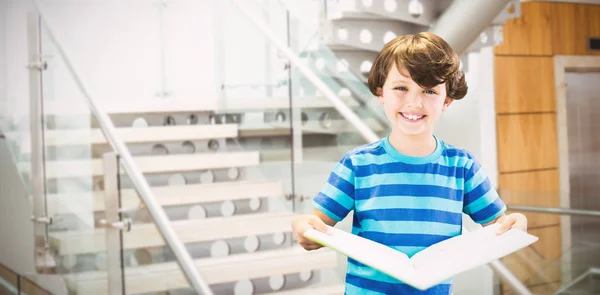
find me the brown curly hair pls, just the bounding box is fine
[367,32,468,100]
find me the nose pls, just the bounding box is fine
[404,90,423,108]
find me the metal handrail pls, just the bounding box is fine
[508,205,600,218]
[231,1,534,295]
[29,1,212,294]
[231,0,379,143]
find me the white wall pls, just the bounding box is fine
[5,0,218,112]
[39,0,216,101]
[435,48,498,187]
[0,0,7,122]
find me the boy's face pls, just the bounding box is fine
[377,64,452,137]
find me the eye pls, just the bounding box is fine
[393,86,408,91]
[424,89,437,95]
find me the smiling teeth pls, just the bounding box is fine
[404,114,422,120]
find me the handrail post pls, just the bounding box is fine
[101,153,127,294]
[27,12,55,274]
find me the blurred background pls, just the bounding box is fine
[0,0,599,294]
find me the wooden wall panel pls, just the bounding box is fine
[0,264,17,288]
[21,278,52,295]
[495,56,556,113]
[530,225,562,260]
[494,2,553,56]
[589,5,600,39]
[499,170,559,192]
[497,114,558,172]
[500,246,561,291]
[550,3,590,55]
[500,169,561,228]
[500,225,563,294]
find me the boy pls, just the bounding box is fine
[291,32,527,294]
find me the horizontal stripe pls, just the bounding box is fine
[312,197,348,222]
[463,189,499,215]
[356,172,462,190]
[327,172,354,199]
[339,154,354,170]
[359,231,454,247]
[354,162,464,178]
[359,219,462,236]
[353,149,475,170]
[464,159,481,182]
[464,166,487,193]
[355,184,463,201]
[320,182,354,210]
[464,177,494,206]
[356,196,463,213]
[348,142,387,157]
[332,161,354,182]
[470,201,507,224]
[442,147,472,158]
[357,208,462,223]
[345,283,387,295]
[346,274,452,295]
[349,258,454,283]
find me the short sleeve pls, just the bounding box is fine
[462,158,506,224]
[312,154,355,222]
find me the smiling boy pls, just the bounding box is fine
[291,32,527,294]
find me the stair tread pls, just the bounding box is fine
[65,247,337,294]
[44,96,359,115]
[47,180,283,214]
[19,124,238,150]
[239,118,383,137]
[19,151,260,179]
[50,211,295,255]
[266,283,345,295]
[328,11,381,20]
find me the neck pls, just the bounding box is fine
[388,131,436,157]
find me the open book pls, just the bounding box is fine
[304,223,538,290]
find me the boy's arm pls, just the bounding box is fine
[313,208,337,227]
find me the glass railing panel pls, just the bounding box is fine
[37,22,122,293]
[217,0,345,292]
[116,171,192,295]
[225,0,383,288]
[500,193,600,295]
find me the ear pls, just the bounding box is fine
[376,87,384,104]
[442,97,453,112]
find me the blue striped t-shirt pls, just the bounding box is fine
[313,136,506,295]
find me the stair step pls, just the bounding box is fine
[328,11,381,20]
[239,118,384,137]
[261,145,352,162]
[19,125,238,151]
[50,211,295,255]
[20,152,260,179]
[44,97,359,115]
[267,283,345,295]
[65,247,337,295]
[47,180,283,214]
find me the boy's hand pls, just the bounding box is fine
[291,214,332,250]
[496,213,528,235]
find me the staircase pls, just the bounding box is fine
[0,0,528,294]
[14,95,353,294]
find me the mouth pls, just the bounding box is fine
[399,112,426,122]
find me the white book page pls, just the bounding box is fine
[304,226,418,280]
[409,223,539,283]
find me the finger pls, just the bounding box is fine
[299,240,322,251]
[308,216,331,234]
[512,216,528,231]
[496,217,515,235]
